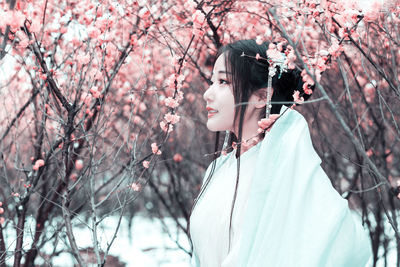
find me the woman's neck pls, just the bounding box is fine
[233,115,262,155]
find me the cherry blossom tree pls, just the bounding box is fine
[0,0,399,266]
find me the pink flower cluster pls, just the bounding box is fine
[328,39,344,60]
[167,73,185,91]
[257,114,280,133]
[363,2,381,22]
[142,160,150,169]
[192,10,205,37]
[301,69,314,95]
[160,112,180,132]
[284,46,297,70]
[159,71,185,133]
[0,9,25,32]
[75,159,84,171]
[33,159,45,171]
[266,43,285,63]
[292,90,304,105]
[0,201,4,226]
[89,86,102,99]
[151,142,162,155]
[173,153,183,162]
[164,113,180,124]
[130,182,141,191]
[164,97,180,108]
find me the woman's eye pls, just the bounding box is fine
[219,79,229,85]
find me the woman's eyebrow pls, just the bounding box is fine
[211,70,231,77]
[218,70,231,74]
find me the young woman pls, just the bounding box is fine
[189,40,372,267]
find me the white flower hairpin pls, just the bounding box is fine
[241,43,288,119]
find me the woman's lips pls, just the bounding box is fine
[208,112,217,118]
[206,107,218,118]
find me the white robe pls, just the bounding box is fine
[190,106,372,267]
[190,140,261,266]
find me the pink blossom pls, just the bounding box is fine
[19,38,29,49]
[75,159,84,171]
[88,26,101,39]
[267,45,284,62]
[80,54,91,66]
[257,114,279,130]
[303,84,313,95]
[177,91,184,102]
[293,90,304,104]
[33,159,45,171]
[36,159,45,167]
[60,27,68,34]
[363,3,381,22]
[130,35,138,46]
[173,153,183,162]
[139,103,147,112]
[0,208,4,214]
[386,153,393,165]
[89,87,102,98]
[328,39,344,59]
[285,49,297,70]
[70,173,78,181]
[338,28,349,39]
[177,74,185,83]
[164,97,179,108]
[142,160,150,169]
[301,70,315,86]
[8,10,25,32]
[130,183,141,191]
[164,113,180,124]
[167,74,176,89]
[12,192,20,197]
[192,10,205,29]
[160,121,173,132]
[134,116,142,124]
[0,202,2,207]
[316,58,327,72]
[186,93,196,103]
[28,19,41,33]
[151,142,162,155]
[0,217,4,225]
[256,36,263,45]
[192,28,205,38]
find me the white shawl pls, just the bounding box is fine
[191,106,372,266]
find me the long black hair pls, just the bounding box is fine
[188,39,313,253]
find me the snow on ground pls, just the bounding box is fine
[1,212,398,266]
[49,215,192,267]
[2,215,191,267]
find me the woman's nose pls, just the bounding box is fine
[203,85,213,102]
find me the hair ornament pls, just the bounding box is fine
[266,44,288,118]
[222,130,230,155]
[240,44,289,118]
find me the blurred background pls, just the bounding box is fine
[0,0,399,266]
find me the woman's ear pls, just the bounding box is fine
[252,87,273,109]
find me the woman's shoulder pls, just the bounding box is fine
[273,106,310,142]
[271,106,321,163]
[203,151,232,177]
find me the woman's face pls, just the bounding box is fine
[203,53,236,132]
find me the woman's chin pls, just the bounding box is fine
[206,121,220,132]
[206,121,228,132]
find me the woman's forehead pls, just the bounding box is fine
[213,54,226,72]
[212,54,232,76]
